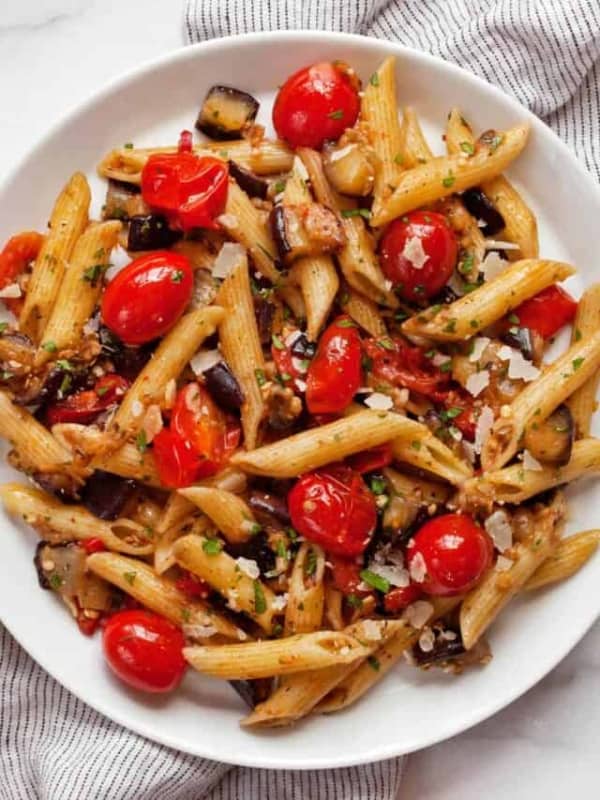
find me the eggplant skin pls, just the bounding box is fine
[127,214,181,251]
[228,160,268,200]
[196,85,260,140]
[80,470,137,521]
[461,187,505,236]
[524,404,574,466]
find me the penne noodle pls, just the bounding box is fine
[112,306,224,438]
[445,108,474,158]
[178,487,258,544]
[37,221,122,365]
[399,106,433,166]
[216,255,265,450]
[383,467,450,529]
[567,284,600,438]
[463,438,600,506]
[525,529,600,591]
[324,586,345,631]
[391,429,473,486]
[339,286,387,337]
[0,391,72,474]
[284,543,326,635]
[361,57,404,217]
[20,173,91,341]
[371,124,530,227]
[87,551,245,641]
[231,410,430,478]
[97,140,294,184]
[482,329,600,471]
[173,533,277,631]
[0,483,153,555]
[402,259,575,342]
[184,628,372,680]
[154,515,208,576]
[460,495,565,649]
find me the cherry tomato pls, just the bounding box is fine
[379,211,458,302]
[102,610,187,693]
[306,316,362,414]
[141,153,228,231]
[407,513,493,596]
[83,538,106,555]
[512,285,577,339]
[329,556,370,596]
[77,613,101,637]
[101,251,193,345]
[383,583,422,613]
[178,129,193,153]
[364,337,450,397]
[272,61,360,149]
[346,443,393,474]
[431,386,477,441]
[152,429,200,489]
[288,465,377,557]
[45,374,129,426]
[175,570,210,600]
[271,333,307,389]
[0,231,44,315]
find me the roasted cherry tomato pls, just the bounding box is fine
[407,513,493,596]
[153,383,241,489]
[83,538,106,555]
[0,231,44,315]
[175,570,210,600]
[364,337,450,398]
[288,465,377,557]
[272,61,360,149]
[141,153,229,231]
[346,443,393,474]
[379,211,458,302]
[383,583,423,613]
[306,316,362,414]
[431,386,477,441]
[271,333,308,389]
[45,374,129,426]
[329,556,370,596]
[512,285,577,339]
[102,610,187,693]
[101,251,193,345]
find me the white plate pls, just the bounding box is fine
[0,31,599,770]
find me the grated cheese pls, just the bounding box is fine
[469,336,491,363]
[401,236,429,270]
[0,283,21,299]
[496,345,540,381]
[190,349,222,375]
[409,552,427,583]
[271,593,288,611]
[480,251,507,282]
[418,627,435,653]
[362,619,383,641]
[368,562,410,588]
[495,555,514,572]
[466,370,490,397]
[364,392,393,411]
[485,509,513,552]
[474,405,495,454]
[212,242,244,278]
[235,557,260,579]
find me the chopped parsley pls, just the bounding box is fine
[443,319,457,333]
[135,430,148,453]
[346,593,363,609]
[273,179,286,194]
[378,337,396,351]
[56,359,73,371]
[460,141,475,155]
[411,440,422,450]
[58,374,71,396]
[276,540,288,560]
[42,340,57,353]
[271,623,283,637]
[286,527,298,542]
[337,318,357,328]
[49,573,63,590]
[271,333,285,350]
[171,269,184,283]
[181,608,191,623]
[304,548,318,577]
[249,522,262,535]
[0,322,7,334]
[572,357,585,371]
[123,571,137,586]
[369,72,380,87]
[441,406,463,420]
[370,476,386,495]
[96,385,110,397]
[255,368,267,387]
[488,133,504,152]
[327,109,344,120]
[367,655,381,672]
[123,142,134,149]
[394,152,404,165]
[83,262,110,283]
[359,569,390,594]
[202,538,223,555]
[341,208,371,220]
[439,360,453,373]
[508,313,520,325]
[574,328,582,342]
[458,253,475,275]
[253,580,267,614]
[442,172,456,188]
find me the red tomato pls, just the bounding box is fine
[83,538,106,555]
[512,285,577,339]
[407,513,493,596]
[431,386,477,441]
[141,153,228,231]
[383,583,422,613]
[346,443,393,474]
[379,211,458,302]
[272,61,360,149]
[101,251,193,345]
[306,316,362,414]
[288,465,377,557]
[0,231,44,315]
[153,383,241,488]
[364,337,450,397]
[329,556,369,596]
[77,613,101,637]
[271,334,307,388]
[45,374,129,426]
[175,570,210,600]
[178,129,193,153]
[102,610,187,693]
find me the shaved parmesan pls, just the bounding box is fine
[364,392,393,410]
[469,336,491,363]
[271,593,288,611]
[294,378,307,393]
[236,557,260,579]
[474,405,495,454]
[362,619,384,641]
[418,627,435,653]
[484,239,520,251]
[404,600,434,629]
[384,279,393,291]
[495,555,514,572]
[0,283,21,299]
[432,353,452,368]
[293,155,309,181]
[480,251,507,282]
[104,245,130,282]
[402,236,429,270]
[141,404,164,443]
[329,144,356,163]
[284,329,303,348]
[368,562,410,588]
[485,509,513,552]
[497,345,540,381]
[190,349,221,375]
[466,370,490,397]
[409,552,427,583]
[523,449,544,472]
[212,242,245,278]
[183,623,218,640]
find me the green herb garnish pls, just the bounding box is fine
[359,569,390,593]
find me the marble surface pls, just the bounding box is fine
[0,1,598,797]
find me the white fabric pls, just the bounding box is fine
[3,1,600,797]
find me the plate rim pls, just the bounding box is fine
[0,29,599,769]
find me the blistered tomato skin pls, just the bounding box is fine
[407,513,493,596]
[101,251,193,345]
[305,316,362,414]
[102,610,187,693]
[288,465,377,557]
[379,211,458,302]
[272,62,360,149]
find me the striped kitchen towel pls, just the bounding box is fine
[2,1,599,798]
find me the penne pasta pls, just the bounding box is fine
[37,221,122,365]
[482,329,600,471]
[371,124,530,227]
[178,487,258,544]
[154,514,208,576]
[87,551,245,641]
[339,286,387,337]
[567,283,600,438]
[216,255,265,450]
[525,529,600,591]
[284,543,326,635]
[391,429,473,486]
[402,259,575,341]
[399,106,434,166]
[20,173,91,341]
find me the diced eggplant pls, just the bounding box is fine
[227,532,276,575]
[269,203,345,266]
[323,143,375,197]
[203,361,244,411]
[228,160,268,200]
[412,629,466,666]
[248,490,291,526]
[229,678,272,708]
[80,470,137,521]
[461,187,505,236]
[36,365,93,406]
[33,472,80,503]
[290,333,316,360]
[501,326,534,361]
[34,541,113,611]
[196,85,260,140]
[127,214,181,251]
[102,179,141,222]
[98,325,155,381]
[253,295,275,345]
[524,404,574,466]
